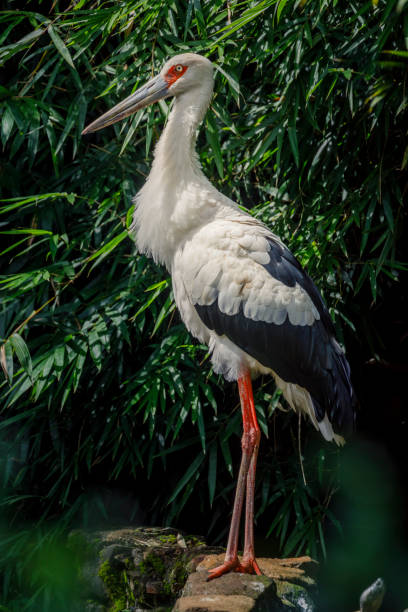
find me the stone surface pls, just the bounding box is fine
[174,594,255,612]
[182,570,273,598]
[359,578,386,612]
[196,554,317,585]
[174,554,317,611]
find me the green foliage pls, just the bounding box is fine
[0,525,82,611]
[98,560,132,612]
[0,0,407,607]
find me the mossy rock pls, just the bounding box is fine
[137,546,189,601]
[274,579,316,611]
[75,528,211,610]
[158,534,178,545]
[98,560,132,612]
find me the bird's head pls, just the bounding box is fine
[82,53,213,135]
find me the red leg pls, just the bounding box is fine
[240,385,261,574]
[207,372,261,580]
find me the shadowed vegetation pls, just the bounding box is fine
[1,0,407,609]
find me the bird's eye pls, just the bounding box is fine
[165,64,188,85]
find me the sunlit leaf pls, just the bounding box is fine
[48,25,75,70]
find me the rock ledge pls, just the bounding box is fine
[174,554,317,611]
[68,527,317,611]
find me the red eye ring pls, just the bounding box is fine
[165,64,188,85]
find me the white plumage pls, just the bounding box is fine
[175,224,319,325]
[83,52,355,579]
[129,54,334,437]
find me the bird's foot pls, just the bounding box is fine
[235,557,262,576]
[207,556,262,581]
[207,558,239,581]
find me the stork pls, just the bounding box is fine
[83,53,356,579]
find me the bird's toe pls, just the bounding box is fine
[206,558,240,581]
[207,556,262,580]
[234,557,262,575]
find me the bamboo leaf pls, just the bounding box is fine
[48,25,75,69]
[1,104,14,146]
[9,333,32,381]
[206,113,224,179]
[0,229,53,236]
[0,341,13,383]
[167,453,204,504]
[87,230,128,263]
[287,126,299,167]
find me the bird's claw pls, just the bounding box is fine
[235,557,262,575]
[207,558,239,581]
[207,557,262,581]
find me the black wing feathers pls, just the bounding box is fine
[194,237,356,436]
[264,237,335,333]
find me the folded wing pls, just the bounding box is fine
[177,220,355,436]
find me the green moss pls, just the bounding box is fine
[185,535,206,547]
[136,549,188,600]
[98,560,128,612]
[275,580,315,610]
[139,551,166,578]
[158,534,178,544]
[162,554,188,597]
[156,533,206,548]
[97,547,189,609]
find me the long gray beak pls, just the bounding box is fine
[82,74,170,135]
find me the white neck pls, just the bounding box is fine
[132,82,237,269]
[152,89,208,180]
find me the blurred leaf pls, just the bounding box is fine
[208,443,217,507]
[0,341,13,383]
[167,452,205,504]
[9,333,32,381]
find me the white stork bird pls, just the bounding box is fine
[83,53,356,579]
